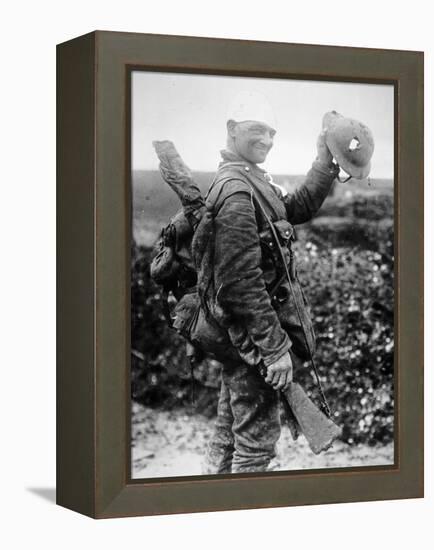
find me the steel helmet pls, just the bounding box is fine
[322,111,374,180]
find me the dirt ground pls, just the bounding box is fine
[131,402,394,479]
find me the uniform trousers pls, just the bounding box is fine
[203,359,281,474]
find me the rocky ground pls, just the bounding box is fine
[131,402,394,479]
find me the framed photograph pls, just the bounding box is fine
[57,31,423,518]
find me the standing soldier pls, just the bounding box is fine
[199,91,340,474]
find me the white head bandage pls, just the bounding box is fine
[226,91,276,130]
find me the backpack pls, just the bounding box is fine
[150,177,239,364]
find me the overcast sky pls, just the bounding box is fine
[132,71,394,178]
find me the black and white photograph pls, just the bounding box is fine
[130,70,395,479]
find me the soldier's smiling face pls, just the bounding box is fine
[228,120,276,164]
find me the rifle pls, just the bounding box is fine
[152,140,342,455]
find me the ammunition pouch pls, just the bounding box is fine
[258,218,316,359]
[259,218,296,289]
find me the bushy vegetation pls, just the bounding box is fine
[131,190,394,446]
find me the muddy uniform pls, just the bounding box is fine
[203,149,338,474]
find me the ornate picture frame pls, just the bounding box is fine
[57,31,423,518]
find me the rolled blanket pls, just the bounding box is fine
[152,140,204,206]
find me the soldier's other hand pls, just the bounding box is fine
[316,130,333,166]
[265,352,293,391]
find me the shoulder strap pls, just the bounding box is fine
[206,175,254,218]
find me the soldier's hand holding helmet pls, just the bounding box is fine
[316,130,334,167]
[265,352,293,391]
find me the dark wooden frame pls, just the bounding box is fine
[57,30,424,519]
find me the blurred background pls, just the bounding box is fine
[130,73,394,478]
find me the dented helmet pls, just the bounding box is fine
[322,111,375,180]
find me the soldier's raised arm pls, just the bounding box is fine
[283,131,339,225]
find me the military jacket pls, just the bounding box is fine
[204,149,339,366]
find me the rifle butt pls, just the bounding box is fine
[283,382,342,455]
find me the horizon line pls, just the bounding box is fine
[132,168,394,180]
